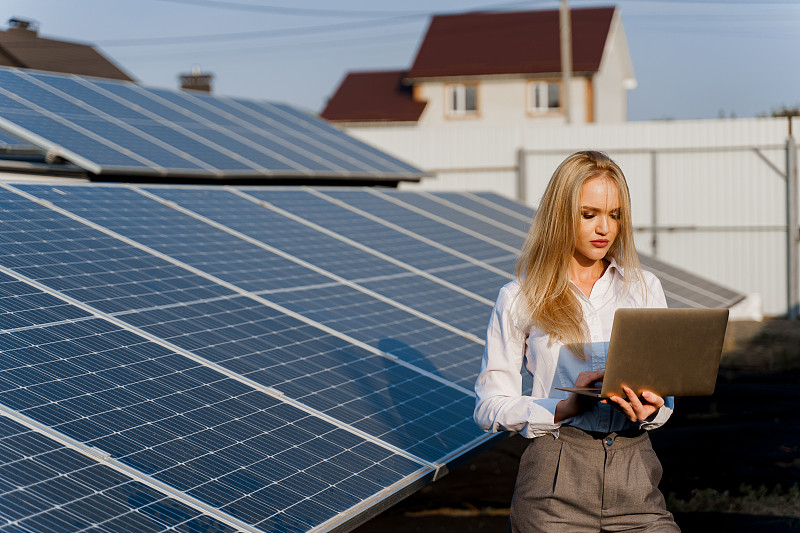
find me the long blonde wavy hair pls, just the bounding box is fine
[514,151,643,351]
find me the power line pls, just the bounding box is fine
[96,0,553,47]
[97,14,424,46]
[153,0,425,17]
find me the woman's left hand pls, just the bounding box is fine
[604,386,664,422]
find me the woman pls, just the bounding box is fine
[474,151,680,532]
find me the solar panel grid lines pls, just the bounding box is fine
[132,186,484,345]
[239,100,413,176]
[0,83,158,176]
[167,90,375,177]
[638,257,743,309]
[239,188,516,303]
[235,187,500,307]
[0,185,489,467]
[0,267,438,530]
[0,247,483,469]
[2,183,476,398]
[367,189,521,255]
[17,70,233,176]
[0,407,259,533]
[138,185,495,342]
[462,191,535,224]
[304,188,513,284]
[471,192,536,219]
[420,191,529,238]
[100,81,324,177]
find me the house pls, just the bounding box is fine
[321,6,635,127]
[0,18,134,81]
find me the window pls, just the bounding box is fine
[528,81,561,113]
[447,83,478,116]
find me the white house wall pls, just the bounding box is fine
[414,77,587,127]
[345,117,796,316]
[592,11,633,123]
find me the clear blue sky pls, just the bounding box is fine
[4,0,799,121]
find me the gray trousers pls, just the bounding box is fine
[509,426,680,533]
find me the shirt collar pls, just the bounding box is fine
[606,256,623,279]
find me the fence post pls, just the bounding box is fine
[516,148,527,203]
[787,120,798,319]
[650,150,658,257]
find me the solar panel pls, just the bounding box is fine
[0,267,433,531]
[138,186,496,337]
[0,176,743,532]
[240,188,516,301]
[0,415,240,532]
[0,66,423,181]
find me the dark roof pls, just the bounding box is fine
[0,23,134,81]
[406,6,616,79]
[321,70,427,123]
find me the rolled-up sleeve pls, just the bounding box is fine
[473,284,562,438]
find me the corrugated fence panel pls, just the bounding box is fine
[344,117,795,316]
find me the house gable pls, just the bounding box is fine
[406,7,615,80]
[320,70,426,124]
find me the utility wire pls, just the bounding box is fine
[97,0,553,47]
[154,0,425,17]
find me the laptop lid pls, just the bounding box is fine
[557,308,729,398]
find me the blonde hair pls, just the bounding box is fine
[514,150,643,353]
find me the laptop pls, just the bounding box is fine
[556,308,729,398]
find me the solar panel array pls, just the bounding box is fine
[0,182,742,532]
[0,66,423,181]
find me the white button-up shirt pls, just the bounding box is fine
[474,260,673,438]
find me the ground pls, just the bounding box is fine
[354,319,800,532]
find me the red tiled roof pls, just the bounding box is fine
[406,6,615,79]
[321,70,426,123]
[0,26,134,81]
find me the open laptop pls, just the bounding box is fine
[556,308,729,398]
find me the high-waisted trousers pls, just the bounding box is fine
[509,426,680,532]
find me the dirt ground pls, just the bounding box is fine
[354,319,800,532]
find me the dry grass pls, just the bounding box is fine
[668,484,800,518]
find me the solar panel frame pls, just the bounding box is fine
[0,66,425,181]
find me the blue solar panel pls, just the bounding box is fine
[0,416,240,532]
[135,187,494,336]
[0,129,31,151]
[381,191,527,249]
[19,184,334,293]
[473,191,536,218]
[430,192,533,233]
[0,66,424,181]
[241,188,515,298]
[227,99,421,175]
[321,189,513,263]
[0,278,428,530]
[137,186,412,282]
[0,186,486,464]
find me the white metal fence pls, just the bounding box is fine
[346,117,798,317]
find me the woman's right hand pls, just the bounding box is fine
[554,370,605,423]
